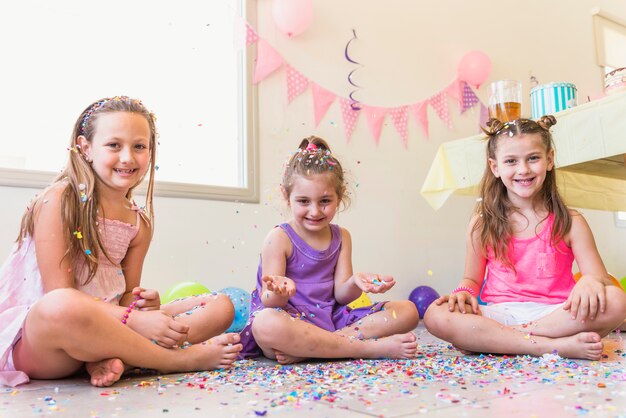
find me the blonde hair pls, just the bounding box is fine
[281,136,350,210]
[18,96,157,284]
[474,115,571,268]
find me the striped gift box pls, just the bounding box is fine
[530,82,577,119]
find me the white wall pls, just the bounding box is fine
[1,0,625,300]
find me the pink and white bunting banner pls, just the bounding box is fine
[339,98,361,142]
[429,92,453,129]
[244,21,486,146]
[246,23,259,46]
[411,101,430,139]
[389,106,409,149]
[253,39,284,84]
[362,105,388,146]
[286,66,309,103]
[311,83,336,127]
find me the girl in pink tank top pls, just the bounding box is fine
[0,97,241,388]
[424,116,626,360]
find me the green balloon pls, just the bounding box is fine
[162,281,210,304]
[620,276,626,292]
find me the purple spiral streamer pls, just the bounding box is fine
[345,29,362,110]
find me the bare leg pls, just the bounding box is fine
[513,285,626,338]
[252,308,418,364]
[274,300,419,364]
[338,300,419,339]
[424,303,604,360]
[161,293,235,343]
[12,288,243,387]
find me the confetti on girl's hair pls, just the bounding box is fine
[85,249,92,255]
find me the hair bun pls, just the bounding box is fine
[537,115,557,130]
[482,118,505,136]
[298,136,331,152]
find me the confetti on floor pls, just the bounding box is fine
[2,331,625,417]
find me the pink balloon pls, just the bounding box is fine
[457,51,492,88]
[272,0,313,37]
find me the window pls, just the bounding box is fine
[0,0,258,202]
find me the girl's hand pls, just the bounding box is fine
[128,310,190,348]
[563,275,607,322]
[434,292,481,315]
[262,275,296,298]
[132,287,161,311]
[353,272,395,294]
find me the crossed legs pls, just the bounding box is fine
[424,286,626,360]
[12,288,242,387]
[251,300,419,364]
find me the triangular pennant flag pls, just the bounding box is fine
[362,105,387,146]
[286,66,309,103]
[311,83,336,127]
[429,91,453,129]
[339,98,361,142]
[461,81,480,114]
[253,39,284,84]
[389,106,409,149]
[246,23,259,46]
[445,79,463,105]
[411,101,429,139]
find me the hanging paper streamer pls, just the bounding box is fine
[345,29,362,111]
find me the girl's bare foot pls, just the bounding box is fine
[184,333,243,370]
[274,350,306,365]
[86,358,124,387]
[547,332,604,360]
[453,346,475,355]
[365,332,418,359]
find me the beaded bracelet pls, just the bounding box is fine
[121,296,140,324]
[451,286,477,297]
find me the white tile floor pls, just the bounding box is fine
[2,324,625,418]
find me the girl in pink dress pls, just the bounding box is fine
[239,137,419,364]
[424,116,626,360]
[0,96,242,387]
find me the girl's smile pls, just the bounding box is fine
[488,133,554,206]
[287,172,339,237]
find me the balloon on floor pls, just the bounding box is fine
[161,281,210,304]
[348,292,372,309]
[220,286,251,333]
[409,285,440,318]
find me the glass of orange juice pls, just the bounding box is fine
[488,80,522,122]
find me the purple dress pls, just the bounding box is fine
[239,223,385,358]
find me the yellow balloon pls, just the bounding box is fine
[348,292,372,309]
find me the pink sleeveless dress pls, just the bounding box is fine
[0,212,140,386]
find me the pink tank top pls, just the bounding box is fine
[481,213,575,304]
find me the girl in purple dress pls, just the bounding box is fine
[239,136,419,364]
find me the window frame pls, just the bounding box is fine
[0,1,259,203]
